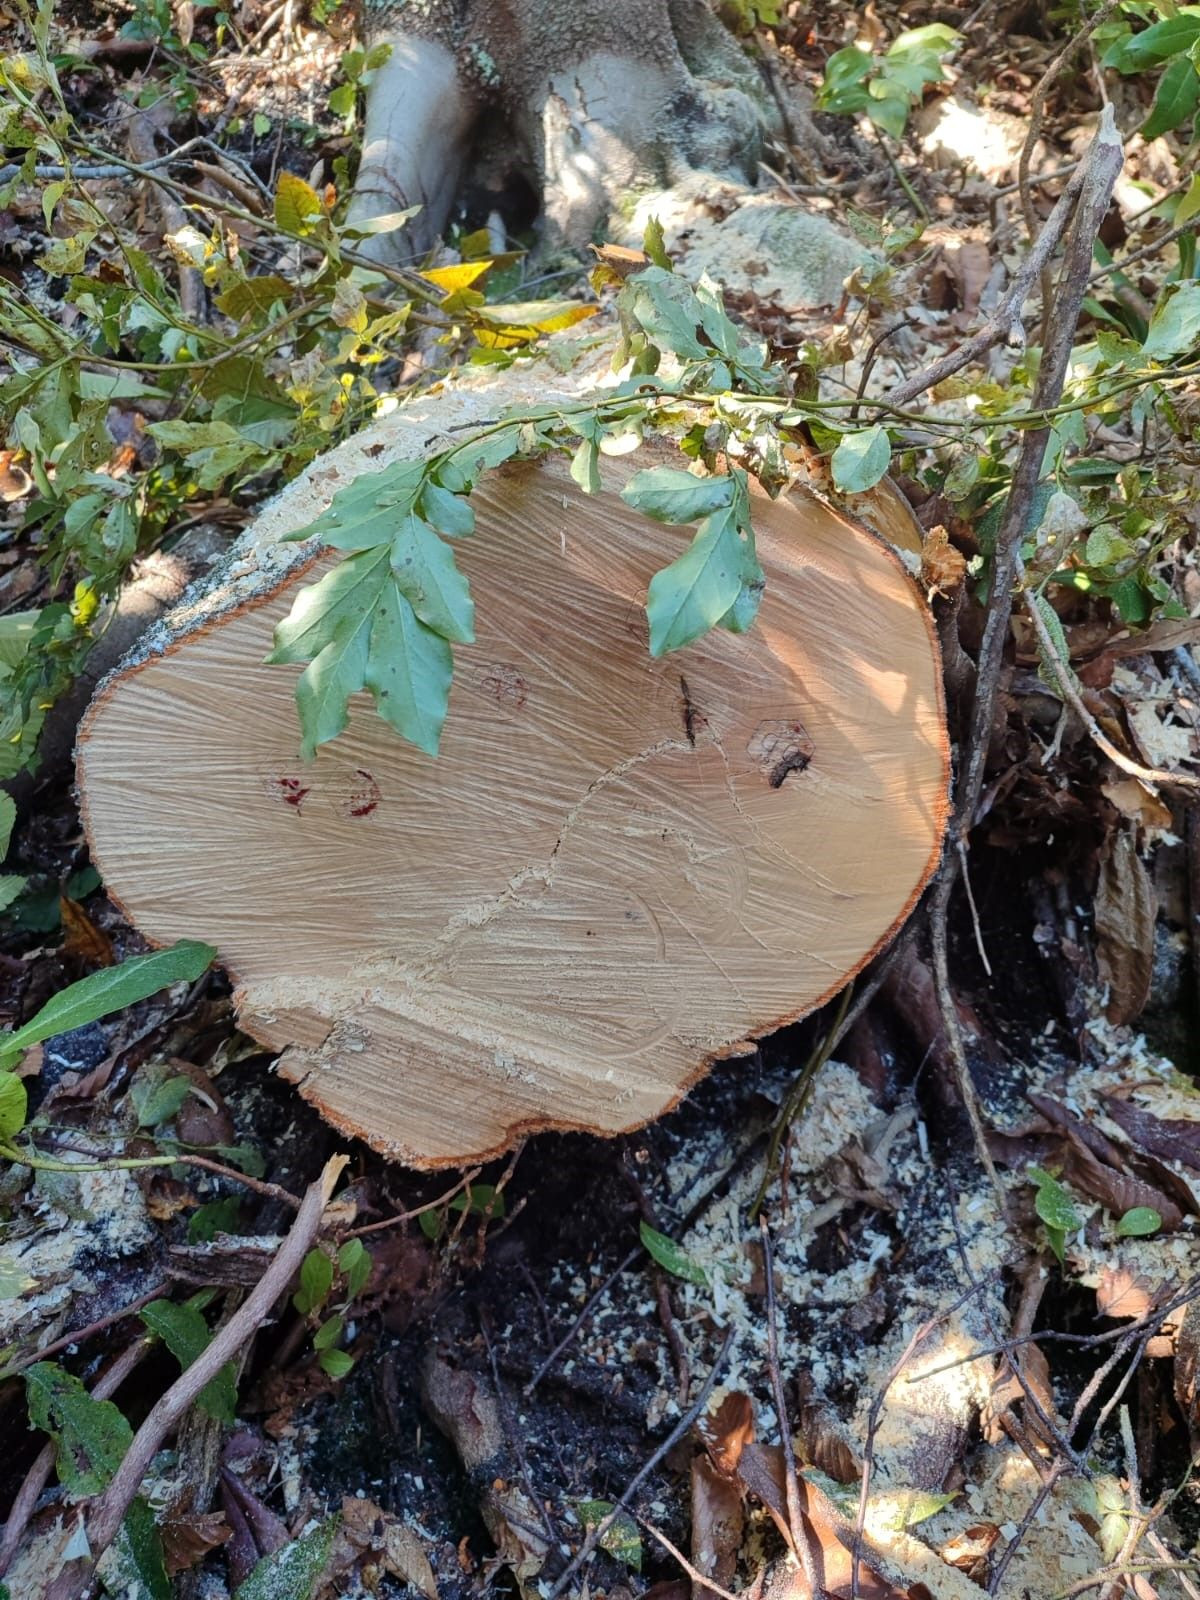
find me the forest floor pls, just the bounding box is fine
[4,2,1200,1598]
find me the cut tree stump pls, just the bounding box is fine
[77,365,949,1167]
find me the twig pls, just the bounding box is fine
[635,1512,742,1600]
[543,1327,735,1600]
[1016,0,1121,344]
[988,1459,1071,1594]
[0,1337,149,1576]
[1021,567,1200,793]
[8,1282,168,1377]
[924,109,1124,1191]
[49,1155,347,1599]
[344,1168,481,1238]
[127,108,205,324]
[1088,216,1200,286]
[761,1218,823,1596]
[881,156,1090,408]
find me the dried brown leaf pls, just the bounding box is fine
[700,1391,755,1477]
[159,1499,231,1576]
[59,896,114,967]
[1095,1265,1159,1322]
[1103,1094,1200,1174]
[938,1522,999,1586]
[691,1455,743,1599]
[1063,1139,1183,1232]
[1094,826,1154,1025]
[1173,1296,1200,1439]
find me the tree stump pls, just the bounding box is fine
[77,365,949,1166]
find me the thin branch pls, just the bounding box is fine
[0,1337,149,1576]
[1021,568,1200,793]
[543,1327,735,1600]
[761,1218,823,1596]
[49,1155,347,1599]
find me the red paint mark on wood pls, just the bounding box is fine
[341,769,381,819]
[266,775,311,812]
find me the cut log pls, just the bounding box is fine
[77,366,949,1167]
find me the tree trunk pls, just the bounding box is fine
[76,350,949,1167]
[348,0,871,307]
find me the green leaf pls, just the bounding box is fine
[450,1183,506,1221]
[638,1220,709,1286]
[287,461,427,550]
[139,1299,238,1423]
[1142,283,1200,359]
[642,215,671,270]
[389,517,475,643]
[294,1248,334,1316]
[0,876,27,913]
[1142,54,1200,137]
[570,437,601,495]
[418,481,475,537]
[313,1313,344,1350]
[1116,1206,1162,1237]
[621,267,709,360]
[436,425,521,494]
[0,1072,26,1139]
[645,505,752,657]
[621,466,735,524]
[1029,1166,1081,1266]
[363,582,454,755]
[274,171,323,237]
[830,426,892,492]
[235,1516,339,1600]
[1114,12,1200,71]
[131,1072,192,1129]
[338,1237,371,1299]
[318,1348,354,1378]
[577,1501,641,1571]
[110,1498,171,1600]
[25,1362,133,1497]
[0,942,216,1068]
[0,792,15,858]
[188,1196,242,1243]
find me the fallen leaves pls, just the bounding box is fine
[1094,825,1155,1025]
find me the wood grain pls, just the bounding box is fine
[79,425,948,1166]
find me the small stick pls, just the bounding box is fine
[761,1218,823,1597]
[9,1282,168,1376]
[49,1155,347,1599]
[1021,570,1200,793]
[635,1512,743,1600]
[542,1327,735,1600]
[0,1337,149,1575]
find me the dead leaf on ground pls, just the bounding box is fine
[1095,1265,1161,1323]
[691,1454,744,1599]
[1063,1137,1183,1232]
[334,1494,438,1599]
[700,1391,755,1477]
[159,1489,231,1575]
[1094,825,1154,1025]
[59,896,114,967]
[797,1379,862,1485]
[1103,1094,1200,1174]
[938,1522,999,1586]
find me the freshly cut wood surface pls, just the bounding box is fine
[78,395,948,1167]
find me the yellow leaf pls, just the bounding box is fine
[275,171,324,237]
[1177,173,1200,227]
[420,261,494,293]
[473,299,598,349]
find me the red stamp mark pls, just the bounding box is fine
[479,663,527,709]
[339,768,381,819]
[265,775,311,812]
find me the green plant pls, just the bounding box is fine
[418,1181,506,1242]
[817,25,959,140]
[292,1236,371,1377]
[1099,3,1200,140]
[1028,1165,1082,1264]
[0,940,215,1165]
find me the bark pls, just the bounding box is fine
[347,0,862,302]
